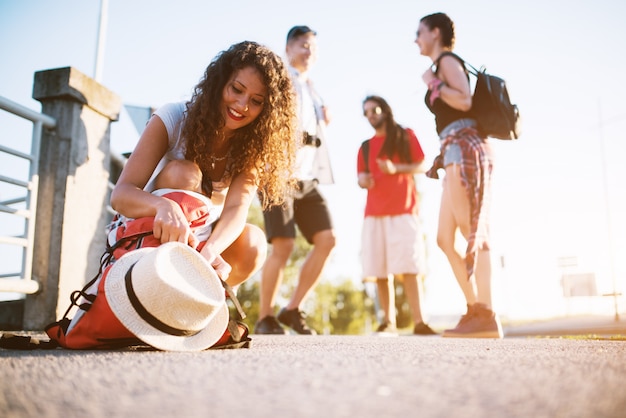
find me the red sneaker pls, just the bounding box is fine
[443,303,503,338]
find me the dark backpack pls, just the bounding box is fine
[435,52,521,140]
[466,63,521,140]
[360,140,370,173]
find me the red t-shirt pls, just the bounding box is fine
[357,128,425,217]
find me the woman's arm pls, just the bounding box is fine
[111,116,197,247]
[200,169,258,261]
[422,55,472,111]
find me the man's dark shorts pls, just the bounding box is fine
[263,180,333,244]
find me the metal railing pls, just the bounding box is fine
[0,95,128,296]
[0,96,56,294]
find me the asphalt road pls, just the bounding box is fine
[1,334,625,418]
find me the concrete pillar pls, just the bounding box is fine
[23,67,121,330]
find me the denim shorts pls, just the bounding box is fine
[439,118,476,167]
[443,143,462,166]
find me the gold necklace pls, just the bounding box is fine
[209,154,228,170]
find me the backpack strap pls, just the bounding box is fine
[221,279,245,320]
[460,60,483,78]
[433,51,462,69]
[360,140,371,173]
[210,281,252,350]
[432,51,470,77]
[433,51,486,80]
[0,333,58,350]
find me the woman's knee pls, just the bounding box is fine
[154,160,203,192]
[241,224,267,271]
[226,224,267,277]
[436,233,455,255]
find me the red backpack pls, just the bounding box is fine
[1,190,250,351]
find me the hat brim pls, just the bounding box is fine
[104,246,229,352]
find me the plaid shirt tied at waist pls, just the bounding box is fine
[426,126,493,279]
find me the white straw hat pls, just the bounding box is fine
[104,242,229,351]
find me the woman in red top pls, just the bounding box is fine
[357,95,436,336]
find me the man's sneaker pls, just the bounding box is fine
[442,303,503,338]
[374,321,398,337]
[255,316,287,335]
[277,308,317,335]
[413,322,438,335]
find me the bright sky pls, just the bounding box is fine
[1,0,625,320]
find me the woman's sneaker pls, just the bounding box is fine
[442,303,503,338]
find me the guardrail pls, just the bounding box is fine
[0,96,128,296]
[0,96,56,294]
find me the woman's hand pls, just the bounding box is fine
[210,255,232,281]
[422,67,437,85]
[153,198,198,249]
[200,243,232,281]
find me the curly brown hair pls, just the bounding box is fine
[182,41,297,208]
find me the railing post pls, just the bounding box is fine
[23,67,121,329]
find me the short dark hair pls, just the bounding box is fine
[286,25,316,43]
[420,12,455,49]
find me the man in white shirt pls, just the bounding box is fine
[256,25,335,335]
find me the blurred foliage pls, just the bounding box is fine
[307,278,378,335]
[235,273,380,335]
[394,281,411,329]
[237,198,422,334]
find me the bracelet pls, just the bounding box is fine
[428,78,445,91]
[428,78,445,105]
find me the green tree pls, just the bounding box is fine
[307,278,377,335]
[394,281,411,329]
[238,198,417,335]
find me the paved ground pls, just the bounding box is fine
[502,314,626,338]
[2,317,626,418]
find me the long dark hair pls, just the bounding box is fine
[363,95,411,163]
